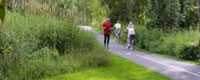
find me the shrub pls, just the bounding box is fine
[0,12,109,80]
[179,44,200,60]
[39,24,97,54]
[134,25,164,51]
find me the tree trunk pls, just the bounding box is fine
[180,0,184,13]
[179,0,186,28]
[83,0,87,25]
[22,0,26,14]
[102,0,111,13]
[0,0,6,22]
[198,0,200,19]
[83,6,87,25]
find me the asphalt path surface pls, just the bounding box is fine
[80,26,200,80]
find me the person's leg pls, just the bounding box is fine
[133,35,135,46]
[130,35,134,50]
[104,34,107,46]
[107,35,110,47]
[127,35,130,49]
[118,30,121,43]
[128,36,131,49]
[132,35,135,50]
[116,34,118,43]
[118,34,120,44]
[116,29,119,42]
[115,32,118,42]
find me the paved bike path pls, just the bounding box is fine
[80,26,200,80]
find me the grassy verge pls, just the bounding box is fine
[42,54,171,80]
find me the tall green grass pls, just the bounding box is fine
[42,54,171,80]
[0,12,109,80]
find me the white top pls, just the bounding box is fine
[127,27,135,35]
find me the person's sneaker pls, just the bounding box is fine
[126,46,129,49]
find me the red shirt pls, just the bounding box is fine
[103,22,112,35]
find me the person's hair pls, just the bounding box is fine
[106,18,110,22]
[129,22,133,25]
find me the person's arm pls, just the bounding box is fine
[102,23,106,29]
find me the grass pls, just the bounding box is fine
[0,12,110,80]
[42,54,171,80]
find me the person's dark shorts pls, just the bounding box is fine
[129,35,135,40]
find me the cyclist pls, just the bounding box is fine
[126,22,135,50]
[114,21,121,44]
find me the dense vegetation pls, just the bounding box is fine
[0,12,109,80]
[104,0,200,29]
[101,0,200,62]
[0,0,110,80]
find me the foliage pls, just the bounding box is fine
[0,0,6,22]
[104,0,150,24]
[148,0,200,29]
[0,12,109,80]
[137,26,200,60]
[86,0,108,29]
[179,44,200,60]
[42,54,171,80]
[38,20,96,54]
[182,0,200,27]
[148,0,181,29]
[104,0,199,29]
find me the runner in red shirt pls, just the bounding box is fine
[102,18,112,48]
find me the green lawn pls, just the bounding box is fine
[42,54,171,80]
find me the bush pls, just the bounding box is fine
[135,25,164,52]
[179,44,200,60]
[39,24,97,54]
[0,12,109,80]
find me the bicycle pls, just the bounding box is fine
[128,35,135,51]
[115,28,121,44]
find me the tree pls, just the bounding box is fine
[103,0,199,29]
[83,0,87,25]
[0,0,6,23]
[7,0,14,11]
[102,0,111,13]
[182,0,199,27]
[103,0,150,24]
[199,0,200,20]
[148,0,181,29]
